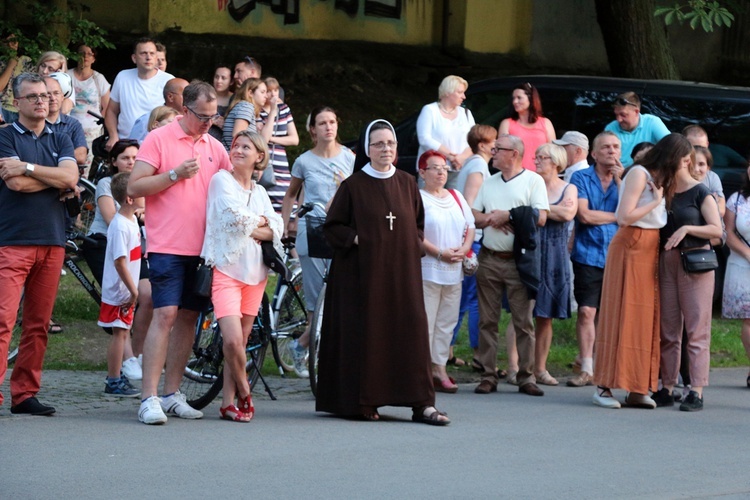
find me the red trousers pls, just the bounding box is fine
[0,245,64,407]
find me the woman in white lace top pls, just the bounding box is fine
[201,130,282,422]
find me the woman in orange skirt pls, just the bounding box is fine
[592,134,686,409]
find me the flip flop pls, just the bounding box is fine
[471,358,483,372]
[48,320,63,335]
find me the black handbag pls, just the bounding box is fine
[193,259,213,297]
[680,248,718,273]
[261,240,292,283]
[306,216,334,259]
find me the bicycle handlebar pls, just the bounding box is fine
[86,110,105,126]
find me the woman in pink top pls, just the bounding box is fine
[498,82,555,171]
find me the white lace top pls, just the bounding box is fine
[201,170,283,285]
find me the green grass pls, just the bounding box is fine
[44,264,747,376]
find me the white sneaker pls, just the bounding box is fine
[139,396,168,425]
[593,388,621,409]
[161,390,203,419]
[121,357,143,380]
[290,341,309,379]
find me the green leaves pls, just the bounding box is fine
[654,1,735,32]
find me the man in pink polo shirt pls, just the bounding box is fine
[128,81,230,425]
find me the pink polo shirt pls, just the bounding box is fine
[136,118,231,256]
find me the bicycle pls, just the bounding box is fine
[7,230,104,364]
[179,295,272,410]
[293,202,334,396]
[84,110,110,186]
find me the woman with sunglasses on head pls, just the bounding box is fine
[316,119,450,426]
[221,78,264,151]
[82,139,151,382]
[498,82,556,172]
[35,51,74,115]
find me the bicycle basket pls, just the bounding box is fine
[306,216,334,259]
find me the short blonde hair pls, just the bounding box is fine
[438,75,468,100]
[147,106,178,131]
[537,143,568,173]
[232,130,269,171]
[37,51,68,72]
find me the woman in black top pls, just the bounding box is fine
[653,137,722,411]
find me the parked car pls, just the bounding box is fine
[388,75,750,197]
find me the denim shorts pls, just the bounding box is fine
[148,253,209,311]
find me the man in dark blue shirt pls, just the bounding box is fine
[0,72,78,416]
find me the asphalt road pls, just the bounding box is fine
[1,368,749,499]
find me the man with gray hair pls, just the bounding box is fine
[0,72,78,415]
[471,134,549,397]
[128,81,231,424]
[553,131,590,183]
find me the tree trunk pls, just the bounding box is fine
[43,0,71,48]
[595,0,680,80]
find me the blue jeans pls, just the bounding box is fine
[451,242,481,349]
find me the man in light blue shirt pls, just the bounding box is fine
[604,92,670,167]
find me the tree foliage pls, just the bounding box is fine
[0,1,114,62]
[654,0,736,32]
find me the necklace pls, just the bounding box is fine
[438,103,456,114]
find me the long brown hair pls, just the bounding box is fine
[509,82,544,123]
[639,133,693,208]
[225,78,263,118]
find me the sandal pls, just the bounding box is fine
[412,406,450,426]
[48,320,63,335]
[447,356,466,367]
[237,394,255,420]
[433,376,458,394]
[362,406,380,421]
[471,358,483,373]
[220,404,252,422]
[506,371,519,386]
[536,371,559,386]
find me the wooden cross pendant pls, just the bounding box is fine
[386,211,396,231]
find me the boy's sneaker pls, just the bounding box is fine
[104,377,141,398]
[121,357,143,380]
[651,388,675,407]
[679,390,704,412]
[290,340,309,379]
[139,396,168,425]
[161,391,203,419]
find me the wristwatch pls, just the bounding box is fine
[24,163,35,176]
[168,169,178,182]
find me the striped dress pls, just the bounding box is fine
[258,103,294,214]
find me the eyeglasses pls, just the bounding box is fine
[491,146,515,154]
[614,97,637,107]
[534,155,552,162]
[48,90,63,98]
[18,93,50,103]
[186,106,221,123]
[425,166,449,173]
[369,141,398,150]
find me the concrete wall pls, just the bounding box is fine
[147,0,439,46]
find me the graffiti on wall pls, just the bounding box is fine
[219,0,403,25]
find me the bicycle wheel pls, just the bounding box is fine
[275,271,306,372]
[77,178,97,236]
[7,295,23,365]
[308,283,326,397]
[181,309,224,410]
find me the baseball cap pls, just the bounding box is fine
[553,131,589,150]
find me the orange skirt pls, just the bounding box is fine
[593,226,660,393]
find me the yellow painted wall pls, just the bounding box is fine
[464,0,532,54]
[148,0,438,46]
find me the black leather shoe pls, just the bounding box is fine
[519,382,544,396]
[10,397,56,416]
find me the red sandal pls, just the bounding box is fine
[238,394,255,420]
[220,404,251,422]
